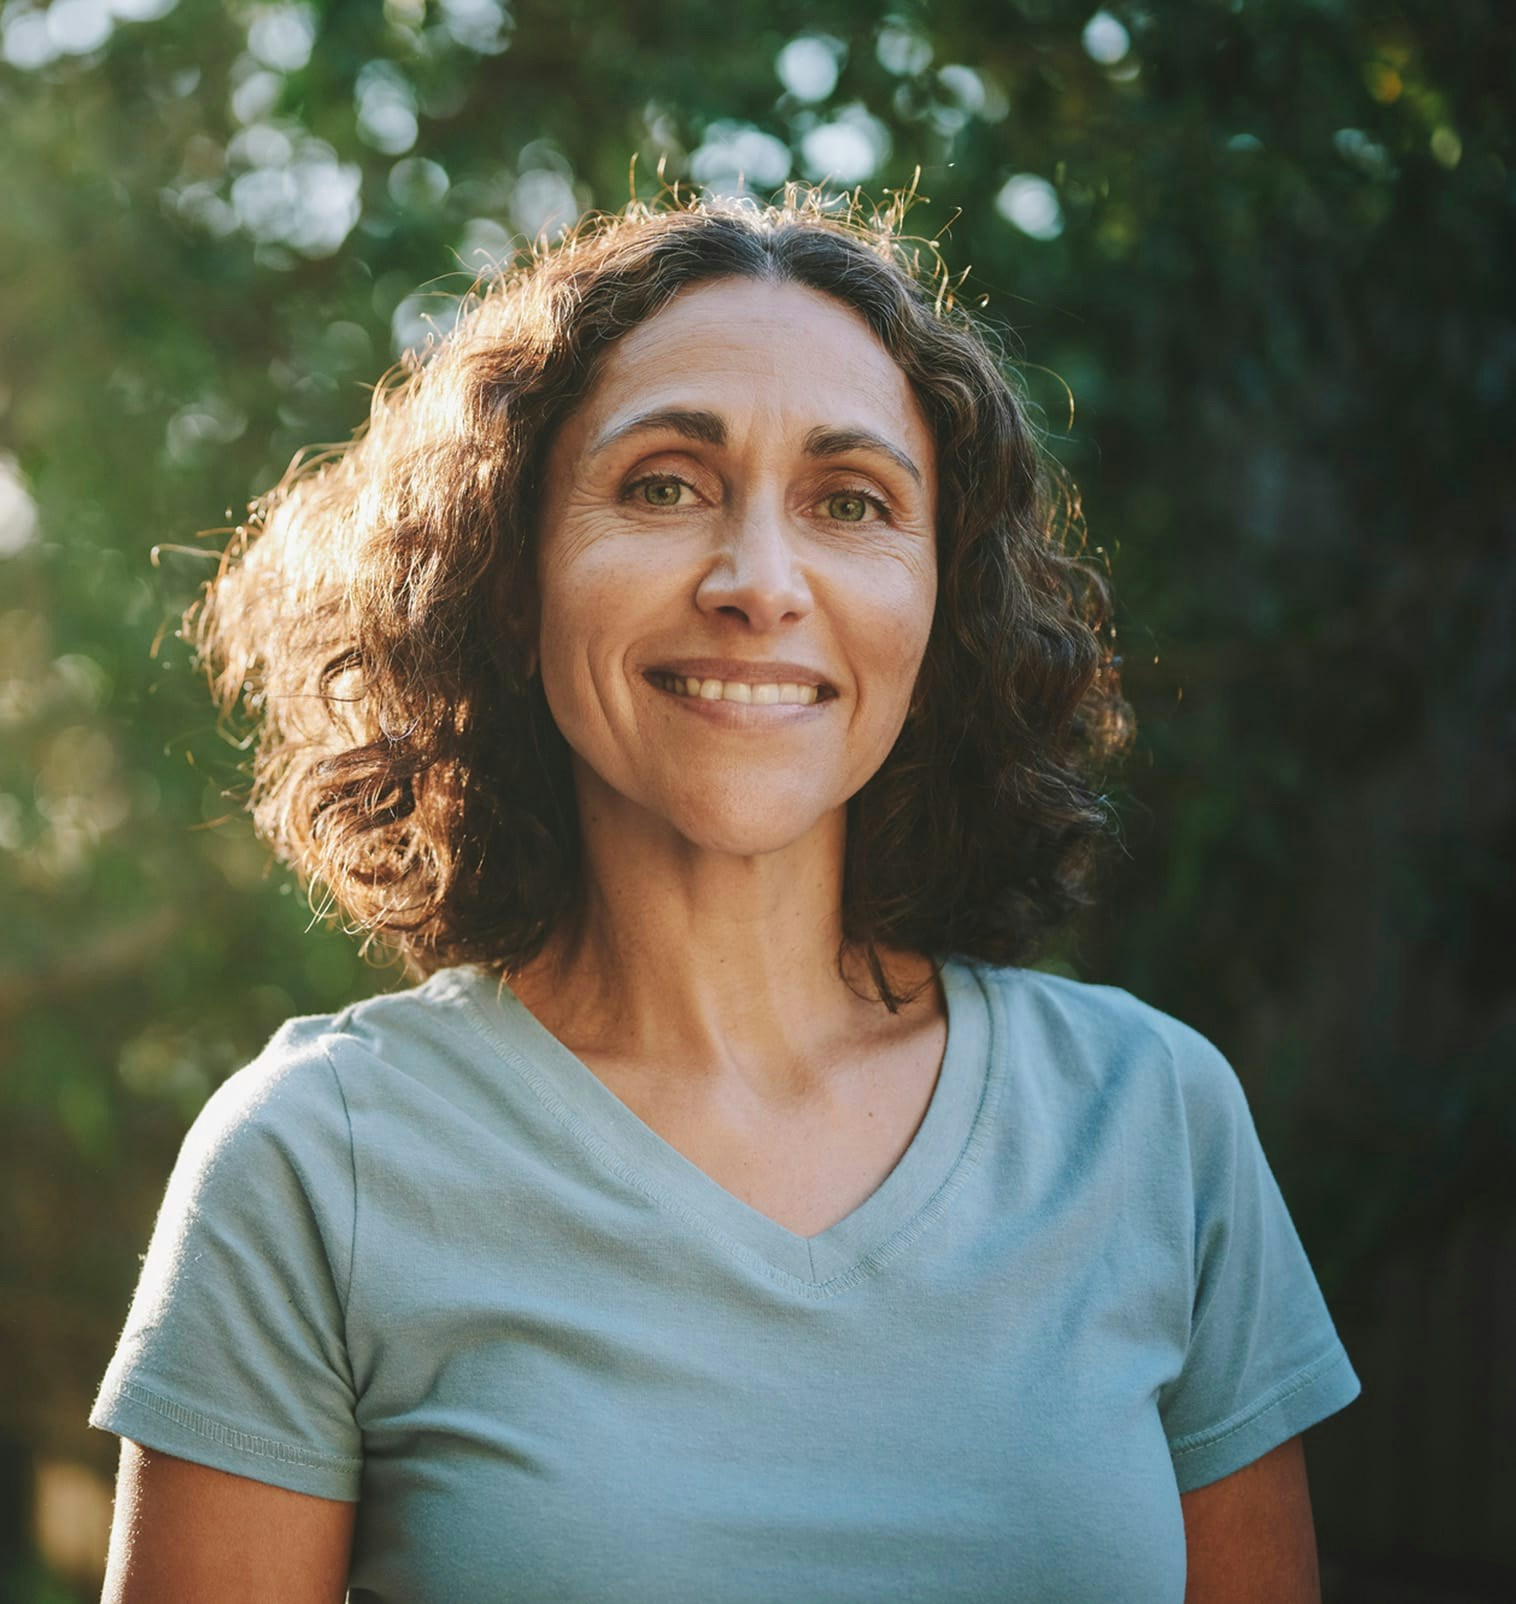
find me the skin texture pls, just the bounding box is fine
[513,275,949,1234]
[532,276,940,869]
[99,278,1325,1597]
[1180,1435,1322,1601]
[101,1442,354,1603]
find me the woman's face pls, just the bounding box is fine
[532,275,938,859]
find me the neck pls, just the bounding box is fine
[509,768,931,1094]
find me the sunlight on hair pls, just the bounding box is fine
[185,182,1130,986]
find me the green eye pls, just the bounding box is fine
[639,479,684,507]
[825,493,871,522]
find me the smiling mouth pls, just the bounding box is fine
[645,672,834,707]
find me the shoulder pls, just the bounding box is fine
[959,959,1248,1130]
[180,969,513,1193]
[203,1012,343,1118]
[197,967,481,1134]
[963,959,1227,1067]
[173,971,455,1188]
[166,1013,355,1212]
[125,1010,372,1320]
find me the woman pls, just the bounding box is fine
[92,192,1359,1601]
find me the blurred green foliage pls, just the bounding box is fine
[1,0,1512,1590]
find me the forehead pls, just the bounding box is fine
[568,276,933,458]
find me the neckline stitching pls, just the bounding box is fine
[443,959,1005,1297]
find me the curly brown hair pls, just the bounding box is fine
[194,189,1131,1011]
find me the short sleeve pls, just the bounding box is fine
[89,1020,362,1500]
[1156,1026,1361,1493]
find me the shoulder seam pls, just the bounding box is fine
[318,1043,359,1326]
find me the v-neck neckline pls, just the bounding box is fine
[447,956,995,1289]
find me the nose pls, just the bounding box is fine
[694,494,813,632]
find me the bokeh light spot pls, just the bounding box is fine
[356,60,419,156]
[689,122,792,193]
[996,173,1065,241]
[509,168,578,240]
[775,35,840,102]
[437,0,511,55]
[230,66,282,125]
[247,3,315,73]
[0,456,39,558]
[107,0,178,19]
[47,0,113,55]
[799,106,890,185]
[875,23,931,77]
[1,9,61,69]
[936,64,986,116]
[1082,10,1130,66]
[459,216,514,274]
[391,292,461,360]
[389,156,450,209]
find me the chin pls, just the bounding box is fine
[649,778,845,860]
[662,804,836,860]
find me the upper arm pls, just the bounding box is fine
[102,1440,356,1604]
[1180,1434,1320,1604]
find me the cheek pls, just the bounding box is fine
[852,559,937,689]
[534,521,628,671]
[533,550,602,728]
[533,538,669,749]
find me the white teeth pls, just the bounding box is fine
[653,673,824,706]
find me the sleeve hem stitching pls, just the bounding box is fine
[1168,1342,1352,1459]
[108,1380,362,1470]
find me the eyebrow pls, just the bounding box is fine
[588,409,924,489]
[802,426,923,488]
[589,407,727,456]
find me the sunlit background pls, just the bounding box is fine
[1,0,1512,1597]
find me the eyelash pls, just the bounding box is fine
[622,473,894,522]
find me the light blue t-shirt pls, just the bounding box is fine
[91,958,1360,1601]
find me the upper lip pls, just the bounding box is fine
[646,658,836,691]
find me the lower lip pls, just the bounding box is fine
[644,676,834,726]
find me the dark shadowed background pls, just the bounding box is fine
[1,0,1512,1597]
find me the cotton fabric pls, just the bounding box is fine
[91,958,1360,1602]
